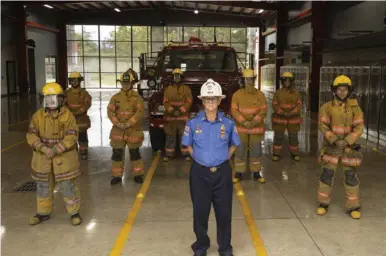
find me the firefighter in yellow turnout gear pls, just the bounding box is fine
[317,75,364,219]
[65,72,92,160]
[272,72,302,161]
[26,83,82,226]
[231,69,268,183]
[108,69,145,185]
[163,68,193,162]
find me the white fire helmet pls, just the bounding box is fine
[198,79,226,99]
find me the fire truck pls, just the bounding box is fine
[139,37,249,151]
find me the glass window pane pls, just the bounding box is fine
[133,42,148,57]
[184,27,199,42]
[100,25,115,41]
[132,26,147,41]
[66,25,83,40]
[50,57,55,64]
[216,27,230,43]
[133,58,140,74]
[231,28,246,43]
[83,41,99,56]
[45,57,49,64]
[117,58,131,73]
[116,42,131,57]
[84,73,100,88]
[101,58,116,72]
[100,41,115,57]
[200,27,214,42]
[84,57,100,72]
[67,57,83,72]
[151,42,164,54]
[101,73,117,88]
[232,43,246,53]
[116,26,131,41]
[82,25,99,40]
[152,26,164,42]
[67,41,83,56]
[166,27,183,42]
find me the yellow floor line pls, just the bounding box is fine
[1,139,26,153]
[109,151,161,256]
[232,169,268,256]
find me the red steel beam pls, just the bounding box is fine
[25,21,59,33]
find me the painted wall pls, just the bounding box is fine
[26,28,58,93]
[328,1,386,40]
[26,8,58,93]
[287,22,311,47]
[1,20,18,96]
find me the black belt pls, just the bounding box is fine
[195,160,229,173]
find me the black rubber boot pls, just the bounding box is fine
[134,175,144,184]
[253,172,266,183]
[316,203,329,216]
[235,172,243,180]
[29,214,50,225]
[110,177,122,185]
[71,213,82,226]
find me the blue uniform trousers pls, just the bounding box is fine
[189,160,233,255]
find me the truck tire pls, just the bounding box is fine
[149,126,166,151]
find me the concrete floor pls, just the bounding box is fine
[1,91,386,256]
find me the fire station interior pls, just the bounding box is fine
[1,1,386,255]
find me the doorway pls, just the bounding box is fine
[6,60,17,95]
[27,47,36,93]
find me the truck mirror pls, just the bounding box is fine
[181,63,187,72]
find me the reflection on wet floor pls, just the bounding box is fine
[1,90,386,256]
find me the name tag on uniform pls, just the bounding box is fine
[220,124,226,138]
[195,125,202,134]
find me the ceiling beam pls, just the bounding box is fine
[64,8,260,26]
[193,1,278,10]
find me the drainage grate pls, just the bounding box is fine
[14,181,36,192]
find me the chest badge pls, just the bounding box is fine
[220,124,226,138]
[195,124,202,134]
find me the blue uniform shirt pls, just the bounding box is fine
[181,111,241,167]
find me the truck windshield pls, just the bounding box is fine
[163,49,236,72]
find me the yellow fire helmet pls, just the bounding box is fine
[172,68,184,75]
[69,71,83,79]
[42,82,64,96]
[281,71,294,79]
[119,69,138,83]
[242,69,255,78]
[332,75,352,87]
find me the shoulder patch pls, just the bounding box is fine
[188,113,197,121]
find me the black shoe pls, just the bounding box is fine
[235,172,243,180]
[134,175,144,184]
[219,253,234,256]
[193,252,207,256]
[110,177,122,185]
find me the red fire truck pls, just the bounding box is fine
[140,38,247,151]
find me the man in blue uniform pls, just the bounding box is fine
[182,79,240,256]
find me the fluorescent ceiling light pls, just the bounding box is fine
[194,10,199,14]
[114,8,121,12]
[258,9,264,14]
[43,4,54,9]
